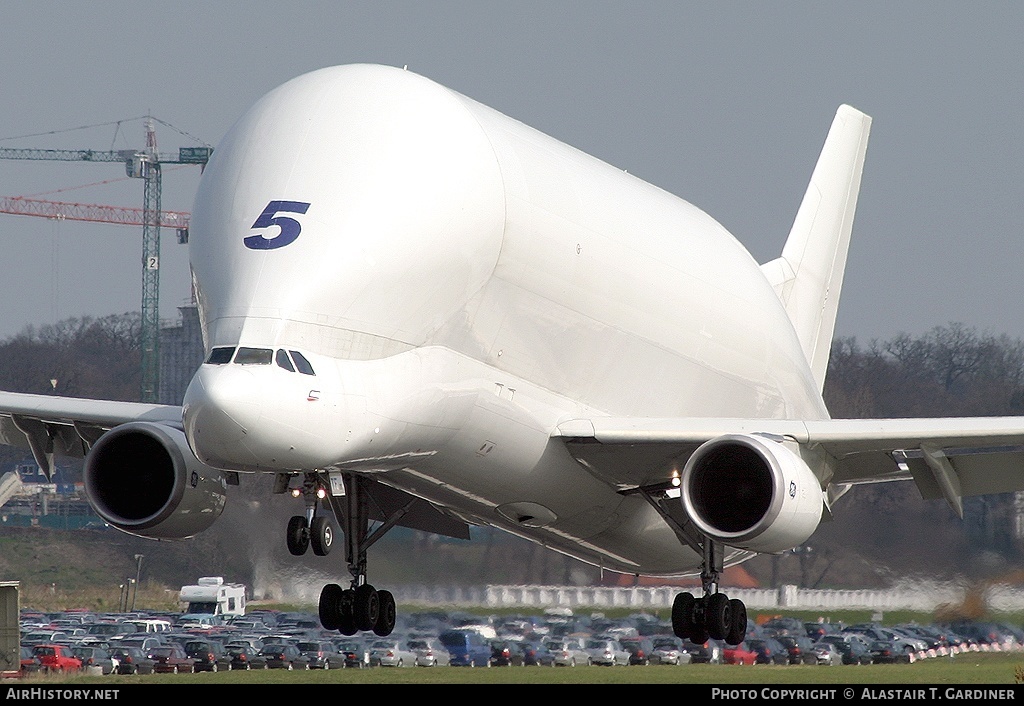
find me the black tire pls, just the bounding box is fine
[287,515,309,556]
[374,589,397,636]
[354,584,379,632]
[705,593,731,641]
[319,582,344,630]
[310,516,333,556]
[725,598,747,645]
[337,588,358,636]
[211,662,218,673]
[672,592,695,640]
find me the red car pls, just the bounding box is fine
[148,645,196,674]
[32,644,83,673]
[723,641,758,665]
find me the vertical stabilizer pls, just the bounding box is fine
[761,105,871,392]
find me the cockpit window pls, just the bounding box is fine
[275,349,295,372]
[233,347,273,365]
[289,350,316,376]
[206,347,235,365]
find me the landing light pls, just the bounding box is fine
[316,486,327,499]
[290,488,301,498]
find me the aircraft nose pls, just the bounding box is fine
[182,365,264,465]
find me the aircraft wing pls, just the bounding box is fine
[554,416,1024,517]
[0,390,180,476]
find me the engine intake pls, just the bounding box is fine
[84,421,227,539]
[680,433,823,553]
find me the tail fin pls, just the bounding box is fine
[761,105,871,392]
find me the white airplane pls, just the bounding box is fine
[3,64,1024,645]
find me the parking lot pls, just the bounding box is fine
[15,603,1023,680]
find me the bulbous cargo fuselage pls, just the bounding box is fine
[183,64,825,574]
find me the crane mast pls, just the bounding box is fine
[0,120,210,402]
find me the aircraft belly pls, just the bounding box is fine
[387,448,703,576]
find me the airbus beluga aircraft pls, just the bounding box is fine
[3,63,1024,644]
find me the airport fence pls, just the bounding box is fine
[390,582,1024,614]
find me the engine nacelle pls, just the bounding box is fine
[83,421,228,539]
[680,433,823,554]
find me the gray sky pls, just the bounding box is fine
[0,2,1022,345]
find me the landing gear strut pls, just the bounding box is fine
[631,484,748,646]
[314,472,401,637]
[669,536,747,645]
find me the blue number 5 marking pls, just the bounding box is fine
[244,200,311,250]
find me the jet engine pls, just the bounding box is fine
[83,421,228,539]
[679,433,823,554]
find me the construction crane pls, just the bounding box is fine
[0,119,211,402]
[0,196,190,233]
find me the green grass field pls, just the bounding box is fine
[15,652,1023,686]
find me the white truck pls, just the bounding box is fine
[178,577,246,618]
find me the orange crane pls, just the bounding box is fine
[0,195,190,235]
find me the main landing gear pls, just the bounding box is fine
[670,540,747,646]
[282,471,399,637]
[630,485,748,646]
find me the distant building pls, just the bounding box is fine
[159,305,205,405]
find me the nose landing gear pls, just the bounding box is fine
[285,474,334,556]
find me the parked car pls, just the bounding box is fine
[70,645,117,675]
[746,637,789,665]
[184,639,231,672]
[225,644,263,671]
[520,641,543,666]
[620,637,655,665]
[723,640,758,665]
[149,645,196,673]
[649,636,691,665]
[406,637,450,667]
[296,640,337,669]
[84,622,137,639]
[22,631,70,647]
[334,638,369,669]
[32,644,82,673]
[760,616,806,635]
[776,634,819,665]
[259,643,308,670]
[541,638,591,667]
[810,640,843,666]
[681,638,723,664]
[488,639,527,667]
[804,621,845,642]
[438,629,492,667]
[584,638,631,666]
[114,635,164,653]
[110,646,155,675]
[368,638,417,668]
[818,634,873,665]
[19,646,43,675]
[868,639,912,664]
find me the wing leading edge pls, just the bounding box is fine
[554,416,1024,518]
[0,390,181,478]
